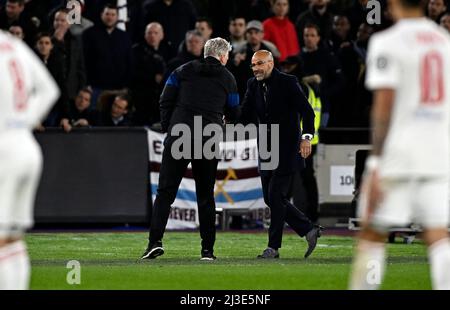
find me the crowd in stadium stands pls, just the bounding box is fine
[1,0,449,130]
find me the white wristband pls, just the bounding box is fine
[365,155,380,172]
[302,134,313,141]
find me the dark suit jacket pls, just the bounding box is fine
[83,25,132,89]
[53,31,86,100]
[241,68,315,175]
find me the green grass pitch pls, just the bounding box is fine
[26,231,431,290]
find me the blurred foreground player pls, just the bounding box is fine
[0,31,59,289]
[350,0,450,290]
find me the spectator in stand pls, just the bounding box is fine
[52,8,86,102]
[0,0,38,47]
[289,0,311,21]
[441,12,450,32]
[8,23,24,40]
[262,0,300,62]
[142,22,173,63]
[35,32,68,127]
[60,88,99,132]
[379,1,395,31]
[344,0,370,38]
[131,24,166,126]
[143,0,197,57]
[327,15,351,53]
[165,30,204,80]
[98,93,131,127]
[195,17,213,41]
[248,0,273,22]
[118,0,145,44]
[297,23,344,127]
[335,22,375,128]
[83,4,132,108]
[177,17,213,54]
[81,0,143,43]
[19,0,60,32]
[192,0,254,38]
[296,0,334,47]
[229,20,280,100]
[228,16,246,50]
[427,0,448,23]
[59,0,94,36]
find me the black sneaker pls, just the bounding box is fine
[141,244,164,259]
[200,249,216,261]
[257,247,279,259]
[304,225,323,258]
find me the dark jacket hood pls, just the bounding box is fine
[193,56,223,76]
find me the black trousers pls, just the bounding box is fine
[149,138,218,251]
[293,146,319,222]
[261,171,313,250]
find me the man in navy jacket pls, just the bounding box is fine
[240,50,322,259]
[141,38,240,261]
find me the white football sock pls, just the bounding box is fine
[428,238,450,290]
[0,240,30,290]
[349,239,386,290]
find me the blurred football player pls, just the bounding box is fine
[350,0,450,290]
[0,30,59,289]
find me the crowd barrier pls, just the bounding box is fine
[34,127,371,227]
[34,128,150,224]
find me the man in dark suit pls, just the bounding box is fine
[241,50,323,259]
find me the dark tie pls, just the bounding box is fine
[262,82,268,110]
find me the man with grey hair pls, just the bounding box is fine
[203,36,232,58]
[141,37,240,261]
[165,30,205,79]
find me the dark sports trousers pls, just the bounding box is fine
[261,171,313,250]
[149,138,218,251]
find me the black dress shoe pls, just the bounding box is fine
[257,247,280,259]
[304,225,323,258]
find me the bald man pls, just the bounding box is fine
[145,23,164,45]
[240,50,323,259]
[144,22,173,62]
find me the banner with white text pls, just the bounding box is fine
[147,129,266,229]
